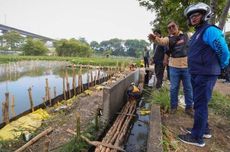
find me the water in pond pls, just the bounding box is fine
[0,61,106,122]
[124,95,150,152]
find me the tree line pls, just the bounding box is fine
[0,31,149,58]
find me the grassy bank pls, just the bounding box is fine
[0,55,136,67]
[209,91,230,118]
[148,83,230,151]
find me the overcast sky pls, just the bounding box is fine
[0,0,155,43]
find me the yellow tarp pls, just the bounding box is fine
[0,108,49,140]
[140,109,151,116]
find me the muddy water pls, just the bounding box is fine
[0,61,105,122]
[124,97,150,152]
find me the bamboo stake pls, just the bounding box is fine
[67,82,71,98]
[28,88,34,112]
[65,69,71,98]
[45,78,49,101]
[65,69,69,90]
[45,78,51,105]
[72,65,76,96]
[90,71,93,87]
[63,76,66,100]
[48,87,51,106]
[80,74,83,92]
[76,112,81,140]
[4,92,10,124]
[97,69,101,84]
[43,138,50,152]
[77,75,81,93]
[15,127,53,152]
[94,75,97,86]
[53,86,57,97]
[2,102,6,123]
[11,95,16,117]
[87,72,90,89]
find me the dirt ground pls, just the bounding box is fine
[162,80,230,152]
[214,79,230,96]
[6,70,131,152]
[5,70,230,152]
[34,88,104,152]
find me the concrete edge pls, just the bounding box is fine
[147,104,163,152]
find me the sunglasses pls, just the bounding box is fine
[189,13,202,19]
[167,24,176,30]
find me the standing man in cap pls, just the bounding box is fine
[178,2,230,147]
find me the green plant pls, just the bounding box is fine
[209,91,230,118]
[161,125,179,152]
[148,87,170,113]
[60,121,97,152]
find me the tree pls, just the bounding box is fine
[54,38,93,57]
[78,37,89,46]
[137,0,228,33]
[99,38,126,56]
[90,41,100,51]
[218,0,230,30]
[1,31,24,51]
[125,39,149,57]
[21,38,48,56]
[89,38,149,57]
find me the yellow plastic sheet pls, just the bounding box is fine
[84,89,93,95]
[140,109,151,116]
[95,85,104,90]
[0,109,49,140]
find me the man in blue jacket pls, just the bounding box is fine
[178,2,230,147]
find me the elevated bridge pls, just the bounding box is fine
[0,24,55,42]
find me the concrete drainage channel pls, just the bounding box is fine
[124,98,150,152]
[94,69,163,152]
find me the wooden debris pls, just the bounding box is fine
[15,127,53,152]
[66,129,125,152]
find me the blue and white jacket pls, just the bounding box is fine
[188,22,230,75]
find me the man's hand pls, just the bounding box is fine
[163,54,169,66]
[148,33,156,42]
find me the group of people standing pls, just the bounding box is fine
[148,2,230,147]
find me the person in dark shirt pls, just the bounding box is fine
[143,46,150,68]
[152,29,166,88]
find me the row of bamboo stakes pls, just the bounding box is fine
[1,65,121,125]
[0,61,68,82]
[4,63,127,151]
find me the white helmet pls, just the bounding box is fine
[184,2,212,21]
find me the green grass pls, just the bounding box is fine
[59,121,98,152]
[0,55,135,67]
[161,125,179,152]
[146,86,170,113]
[209,91,230,118]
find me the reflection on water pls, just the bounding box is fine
[124,100,149,152]
[0,61,105,122]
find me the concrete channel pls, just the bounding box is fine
[101,68,163,152]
